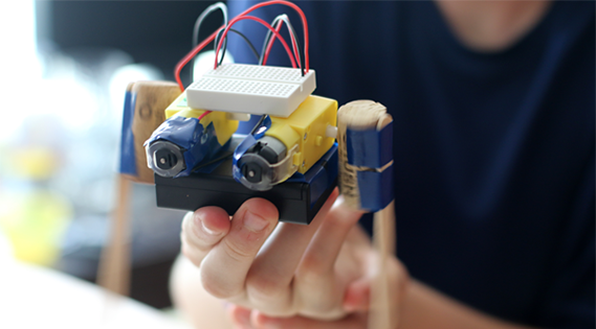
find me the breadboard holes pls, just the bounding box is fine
[210,64,304,83]
[191,78,296,97]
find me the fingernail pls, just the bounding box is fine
[195,214,217,235]
[202,221,217,235]
[244,211,268,232]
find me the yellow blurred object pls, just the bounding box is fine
[0,190,72,265]
[12,147,58,180]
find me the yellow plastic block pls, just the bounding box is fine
[266,95,337,174]
[293,152,302,166]
[164,93,197,119]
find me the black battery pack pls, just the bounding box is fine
[154,143,338,225]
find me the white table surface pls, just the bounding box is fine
[0,233,192,329]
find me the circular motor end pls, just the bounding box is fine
[237,136,287,191]
[147,140,186,177]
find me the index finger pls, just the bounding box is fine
[200,197,279,300]
[181,206,231,268]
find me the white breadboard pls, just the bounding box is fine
[186,64,316,118]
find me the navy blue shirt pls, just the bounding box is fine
[227,1,595,327]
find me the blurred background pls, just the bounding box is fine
[0,0,220,310]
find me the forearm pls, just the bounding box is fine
[400,279,537,329]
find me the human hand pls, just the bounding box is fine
[222,221,407,329]
[180,188,407,321]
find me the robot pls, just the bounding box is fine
[119,1,391,227]
[117,1,348,225]
[141,65,338,225]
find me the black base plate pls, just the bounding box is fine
[154,145,338,225]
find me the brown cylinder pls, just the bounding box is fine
[125,81,181,184]
[337,100,392,210]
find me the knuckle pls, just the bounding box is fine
[247,292,294,317]
[294,285,344,319]
[302,304,345,321]
[246,274,287,299]
[243,198,279,219]
[244,271,293,315]
[261,308,297,319]
[327,205,362,227]
[296,253,329,279]
[222,238,254,263]
[325,210,356,229]
[200,268,239,299]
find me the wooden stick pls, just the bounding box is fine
[337,100,397,329]
[368,201,397,329]
[97,174,132,296]
[97,82,179,294]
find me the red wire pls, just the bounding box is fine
[262,21,294,67]
[287,20,301,69]
[174,17,294,92]
[214,15,296,69]
[174,28,221,91]
[261,23,282,66]
[197,110,211,121]
[262,20,300,68]
[174,0,310,91]
[214,0,309,71]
